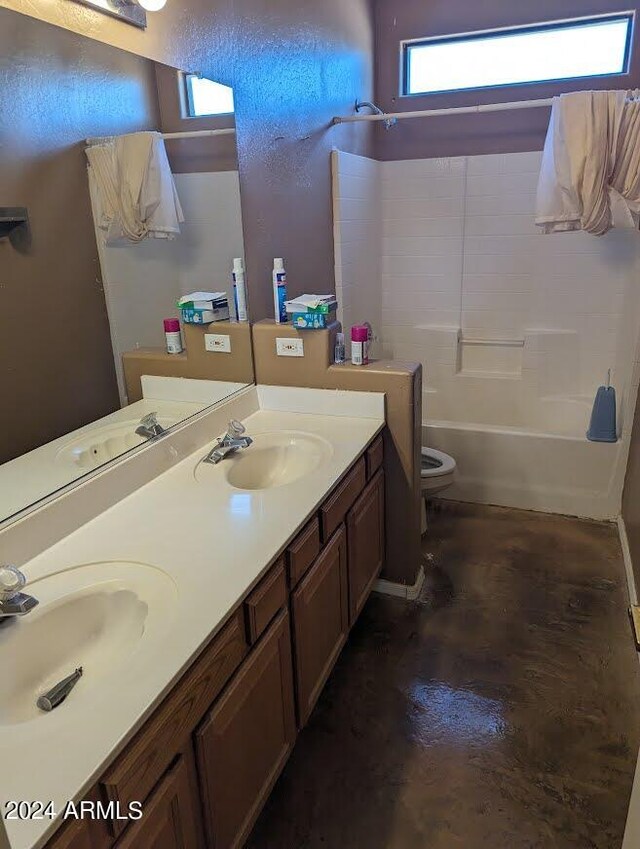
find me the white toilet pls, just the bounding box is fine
[420,447,456,534]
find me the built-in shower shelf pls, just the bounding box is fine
[0,207,29,239]
[456,369,522,380]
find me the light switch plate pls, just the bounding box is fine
[276,337,304,357]
[204,333,232,353]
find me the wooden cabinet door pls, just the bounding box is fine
[114,756,201,849]
[101,611,247,836]
[292,524,349,727]
[346,468,385,624]
[195,609,296,849]
[45,820,93,849]
[45,789,111,849]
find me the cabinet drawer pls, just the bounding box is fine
[365,434,384,479]
[100,610,247,835]
[287,517,321,588]
[244,559,287,644]
[320,457,366,542]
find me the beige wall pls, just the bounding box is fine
[252,320,422,587]
[123,322,255,401]
[0,9,159,463]
[2,0,375,319]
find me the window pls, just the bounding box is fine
[403,13,634,96]
[185,74,234,117]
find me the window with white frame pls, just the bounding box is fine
[184,74,234,117]
[403,13,634,97]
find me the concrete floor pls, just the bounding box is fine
[247,502,640,849]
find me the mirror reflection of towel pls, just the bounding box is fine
[86,131,184,244]
[536,90,640,236]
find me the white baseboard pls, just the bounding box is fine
[374,564,425,601]
[618,515,638,607]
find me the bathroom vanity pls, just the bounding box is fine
[70,445,382,849]
[1,386,385,849]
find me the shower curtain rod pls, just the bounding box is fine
[85,128,236,145]
[332,97,554,124]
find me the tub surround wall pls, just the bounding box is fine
[0,10,160,464]
[379,152,640,428]
[3,0,375,320]
[251,320,422,588]
[386,152,640,518]
[334,150,640,424]
[619,211,640,584]
[333,149,640,518]
[622,364,640,591]
[373,0,640,162]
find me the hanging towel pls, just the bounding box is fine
[535,90,640,236]
[86,131,184,244]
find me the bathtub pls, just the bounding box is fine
[423,413,624,520]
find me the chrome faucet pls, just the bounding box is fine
[136,412,166,440]
[203,420,253,465]
[0,566,39,621]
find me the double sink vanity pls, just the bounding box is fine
[1,384,386,849]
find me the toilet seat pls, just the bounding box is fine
[421,448,456,478]
[420,447,456,534]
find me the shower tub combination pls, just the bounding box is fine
[424,396,624,520]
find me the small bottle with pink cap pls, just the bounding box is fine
[351,324,369,366]
[164,318,183,354]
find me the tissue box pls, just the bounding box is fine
[181,306,230,324]
[285,295,337,315]
[291,312,335,329]
[178,291,228,311]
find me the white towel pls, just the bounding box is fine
[535,90,640,236]
[86,131,184,245]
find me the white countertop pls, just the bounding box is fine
[2,388,384,849]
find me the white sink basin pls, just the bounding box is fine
[0,562,177,726]
[196,431,333,491]
[56,418,174,470]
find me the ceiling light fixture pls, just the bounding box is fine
[70,0,166,28]
[135,0,167,11]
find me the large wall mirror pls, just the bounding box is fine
[0,7,252,526]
